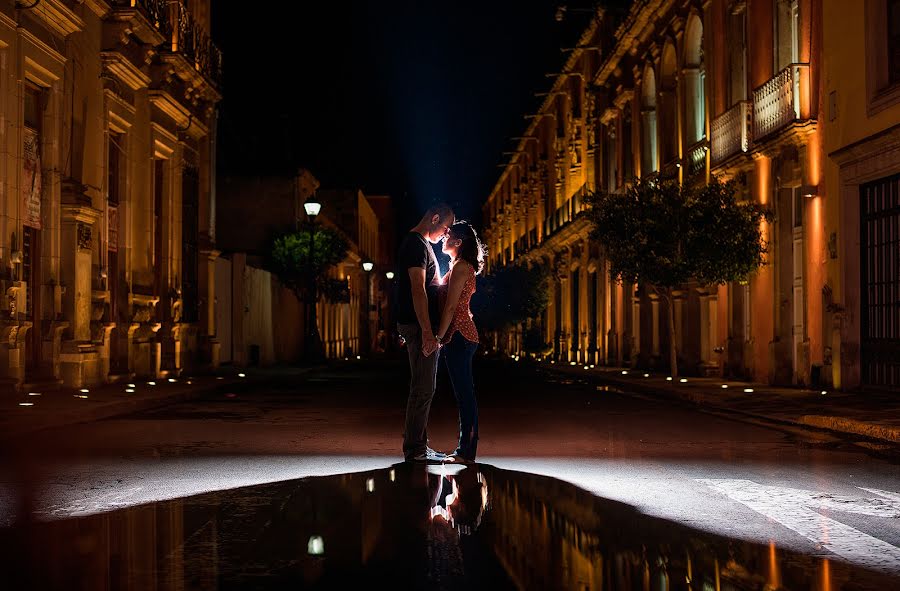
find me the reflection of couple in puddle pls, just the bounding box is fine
[426,464,489,536]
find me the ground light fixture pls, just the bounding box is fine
[148,381,156,386]
[744,388,754,393]
[362,261,374,272]
[168,378,176,383]
[366,478,375,493]
[666,376,673,381]
[19,402,33,406]
[238,373,246,378]
[621,370,628,375]
[28,392,40,396]
[125,388,135,393]
[80,388,89,393]
[385,271,395,279]
[643,373,650,378]
[680,378,688,383]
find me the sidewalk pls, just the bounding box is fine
[0,366,315,441]
[543,361,900,445]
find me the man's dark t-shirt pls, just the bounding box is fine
[396,232,439,328]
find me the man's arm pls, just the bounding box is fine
[408,267,439,354]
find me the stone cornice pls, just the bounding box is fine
[148,89,190,128]
[750,120,818,159]
[105,6,166,46]
[829,122,900,168]
[159,52,222,103]
[83,0,111,19]
[61,203,102,225]
[29,0,85,37]
[101,51,151,90]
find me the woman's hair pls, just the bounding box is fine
[448,221,486,275]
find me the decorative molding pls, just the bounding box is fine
[101,51,151,90]
[83,0,112,18]
[61,203,102,225]
[148,89,190,127]
[105,7,166,46]
[28,0,86,37]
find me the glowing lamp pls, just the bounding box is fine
[362,261,374,272]
[303,199,321,217]
[385,271,395,279]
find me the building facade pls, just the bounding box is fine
[0,0,222,389]
[483,0,894,390]
[217,175,392,362]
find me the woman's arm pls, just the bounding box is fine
[436,264,471,340]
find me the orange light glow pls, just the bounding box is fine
[768,541,781,588]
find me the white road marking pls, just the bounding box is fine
[698,479,900,574]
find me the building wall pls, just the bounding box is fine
[0,0,222,389]
[481,0,867,389]
[823,0,900,390]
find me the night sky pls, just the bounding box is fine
[212,2,591,232]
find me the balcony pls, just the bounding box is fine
[110,0,223,89]
[752,64,810,142]
[710,100,751,165]
[686,139,708,178]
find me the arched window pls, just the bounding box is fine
[641,65,658,175]
[684,15,705,145]
[660,42,678,165]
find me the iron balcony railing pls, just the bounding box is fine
[752,64,809,141]
[112,0,223,88]
[710,100,751,165]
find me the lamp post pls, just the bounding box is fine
[362,261,373,354]
[304,197,322,360]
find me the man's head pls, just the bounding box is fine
[416,203,455,244]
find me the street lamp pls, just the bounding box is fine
[304,196,321,360]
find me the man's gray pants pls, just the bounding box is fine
[398,323,439,459]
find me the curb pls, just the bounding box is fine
[799,415,900,444]
[0,366,321,441]
[543,365,900,446]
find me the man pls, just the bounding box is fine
[396,203,455,462]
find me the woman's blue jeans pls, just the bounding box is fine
[442,332,479,460]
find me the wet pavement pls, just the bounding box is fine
[2,358,900,589]
[2,463,898,590]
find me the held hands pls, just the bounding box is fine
[421,333,442,357]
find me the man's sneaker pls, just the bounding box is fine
[407,448,447,463]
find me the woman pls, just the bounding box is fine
[434,221,486,465]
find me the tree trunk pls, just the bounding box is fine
[665,288,679,378]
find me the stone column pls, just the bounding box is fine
[200,248,221,367]
[672,289,686,357]
[649,293,661,359]
[630,285,640,367]
[60,204,102,342]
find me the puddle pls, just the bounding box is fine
[1,464,896,590]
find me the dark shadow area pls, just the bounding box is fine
[1,463,895,590]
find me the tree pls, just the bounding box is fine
[471,263,551,340]
[269,226,349,357]
[584,177,771,376]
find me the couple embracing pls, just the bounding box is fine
[395,204,486,465]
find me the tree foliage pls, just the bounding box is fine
[471,263,551,331]
[269,226,349,301]
[583,176,772,375]
[584,176,771,289]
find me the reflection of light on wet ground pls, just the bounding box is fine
[22,455,395,521]
[1,463,895,590]
[4,455,900,581]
